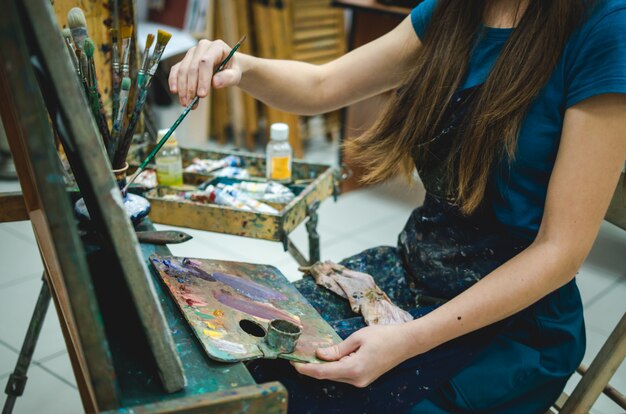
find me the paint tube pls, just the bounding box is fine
[202,184,253,211]
[232,181,295,204]
[212,167,251,179]
[216,184,279,214]
[184,155,243,174]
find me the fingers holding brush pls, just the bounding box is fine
[169,39,242,107]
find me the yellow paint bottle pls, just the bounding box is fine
[266,123,292,183]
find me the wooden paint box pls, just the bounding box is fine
[133,147,337,245]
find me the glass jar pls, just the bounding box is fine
[155,129,183,187]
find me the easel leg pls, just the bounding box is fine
[2,274,51,414]
[283,202,322,267]
[306,202,320,264]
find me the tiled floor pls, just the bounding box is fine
[1,151,625,413]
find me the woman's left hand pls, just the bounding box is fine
[293,324,419,388]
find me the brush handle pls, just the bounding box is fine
[113,86,148,168]
[147,44,167,77]
[122,41,242,174]
[64,39,80,75]
[123,96,198,191]
[112,90,130,134]
[111,43,121,123]
[110,90,130,157]
[121,38,131,78]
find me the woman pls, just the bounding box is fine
[169,0,626,412]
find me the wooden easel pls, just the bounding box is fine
[0,1,287,412]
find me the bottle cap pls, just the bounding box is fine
[270,123,289,141]
[158,129,178,146]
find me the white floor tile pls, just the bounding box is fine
[583,277,626,337]
[583,221,626,279]
[1,221,37,242]
[0,343,17,378]
[40,351,77,389]
[6,365,82,414]
[318,178,424,238]
[0,278,67,361]
[0,229,43,284]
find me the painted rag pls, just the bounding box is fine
[299,260,413,325]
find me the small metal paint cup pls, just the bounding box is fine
[265,319,302,354]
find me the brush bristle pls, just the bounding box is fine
[83,38,95,58]
[156,29,172,46]
[62,28,72,39]
[121,77,131,91]
[67,7,87,29]
[121,25,133,39]
[145,33,155,50]
[110,28,118,42]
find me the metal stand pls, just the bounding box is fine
[284,201,321,266]
[2,274,51,414]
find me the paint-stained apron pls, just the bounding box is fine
[247,86,585,414]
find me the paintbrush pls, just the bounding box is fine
[110,77,131,155]
[137,33,155,88]
[77,48,89,89]
[146,29,173,80]
[111,28,121,126]
[84,38,112,150]
[122,35,246,192]
[62,28,80,75]
[112,29,172,168]
[120,24,133,79]
[67,7,88,51]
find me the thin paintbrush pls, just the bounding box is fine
[138,33,155,88]
[84,38,112,150]
[120,24,133,79]
[112,29,172,168]
[122,36,246,192]
[110,77,131,155]
[111,28,121,126]
[62,28,80,75]
[67,7,88,52]
[146,29,173,81]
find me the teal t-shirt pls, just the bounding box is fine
[411,0,626,240]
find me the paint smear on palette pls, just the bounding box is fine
[182,292,208,307]
[203,329,223,339]
[212,338,247,354]
[211,272,287,302]
[151,256,215,282]
[213,290,301,326]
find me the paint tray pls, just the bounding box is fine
[134,148,336,242]
[150,255,341,363]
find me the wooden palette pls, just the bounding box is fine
[150,255,341,363]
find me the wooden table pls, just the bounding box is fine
[332,0,411,192]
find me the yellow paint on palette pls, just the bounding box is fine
[203,329,223,339]
[205,321,217,330]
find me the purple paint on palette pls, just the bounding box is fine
[213,290,300,326]
[154,257,216,282]
[182,258,216,282]
[212,272,287,302]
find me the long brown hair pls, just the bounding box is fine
[345,0,590,214]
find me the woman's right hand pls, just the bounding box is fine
[168,39,242,108]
